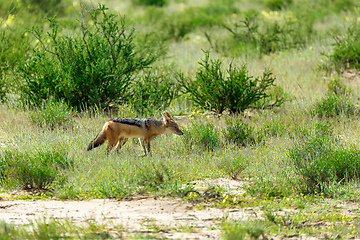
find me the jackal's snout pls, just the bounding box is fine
[175,130,184,135]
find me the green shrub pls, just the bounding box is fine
[27,99,73,129]
[327,76,348,96]
[178,50,285,114]
[1,145,74,189]
[289,122,360,194]
[321,20,360,71]
[264,0,292,10]
[130,68,181,116]
[310,93,357,118]
[17,4,159,111]
[223,117,259,146]
[209,11,312,56]
[181,120,222,151]
[182,0,237,28]
[144,0,237,42]
[132,0,167,7]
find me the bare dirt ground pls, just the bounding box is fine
[0,178,250,239]
[0,197,252,239]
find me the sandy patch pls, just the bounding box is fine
[0,178,255,239]
[0,197,256,239]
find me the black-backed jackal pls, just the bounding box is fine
[87,112,183,155]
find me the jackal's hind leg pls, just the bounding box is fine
[115,138,128,153]
[106,138,118,153]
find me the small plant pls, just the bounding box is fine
[1,145,74,189]
[310,76,357,118]
[264,0,293,10]
[27,99,73,129]
[289,121,360,194]
[132,0,167,7]
[310,93,357,118]
[327,76,347,96]
[133,158,177,191]
[321,19,360,72]
[181,120,222,151]
[223,117,260,147]
[222,221,266,240]
[208,11,311,56]
[178,50,284,114]
[216,155,249,179]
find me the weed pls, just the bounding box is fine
[321,19,360,71]
[310,93,357,118]
[222,221,266,240]
[223,117,259,147]
[216,154,249,180]
[289,121,360,194]
[27,99,73,129]
[1,144,73,189]
[181,120,222,151]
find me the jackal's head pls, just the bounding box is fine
[162,112,184,135]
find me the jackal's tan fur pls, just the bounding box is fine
[87,112,183,155]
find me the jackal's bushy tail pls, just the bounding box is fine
[87,130,106,151]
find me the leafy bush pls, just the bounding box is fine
[130,68,180,116]
[321,20,360,71]
[17,4,159,111]
[310,76,357,118]
[289,122,360,194]
[223,117,260,146]
[310,93,357,118]
[181,0,237,28]
[27,99,73,129]
[181,120,222,151]
[145,0,237,42]
[132,0,167,7]
[1,145,74,189]
[208,11,312,56]
[264,0,292,10]
[178,50,284,114]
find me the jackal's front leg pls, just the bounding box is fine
[139,139,148,156]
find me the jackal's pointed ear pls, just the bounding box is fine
[165,112,173,120]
